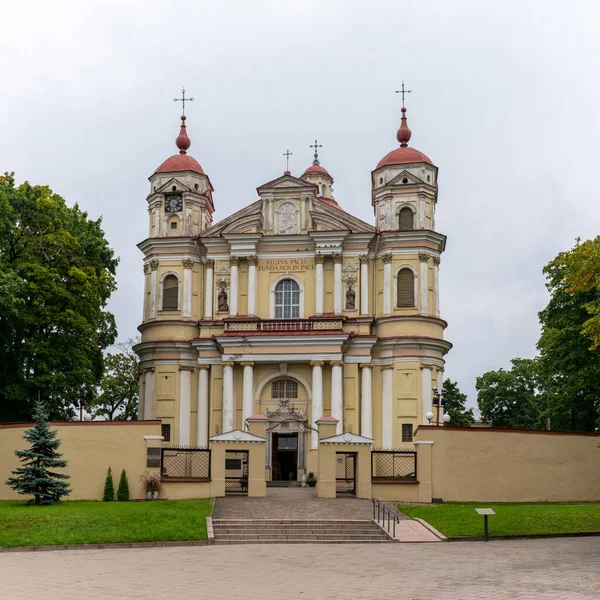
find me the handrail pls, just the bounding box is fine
[372,498,399,538]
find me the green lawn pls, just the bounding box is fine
[398,502,600,538]
[0,498,212,547]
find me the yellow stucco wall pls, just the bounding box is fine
[0,421,162,501]
[416,426,600,502]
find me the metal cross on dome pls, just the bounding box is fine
[283,149,293,171]
[394,81,412,108]
[173,87,194,115]
[309,139,323,163]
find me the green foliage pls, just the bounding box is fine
[442,379,474,427]
[117,469,129,502]
[537,254,600,431]
[5,402,71,505]
[398,502,600,537]
[90,338,140,421]
[0,173,118,421]
[476,358,542,429]
[0,499,212,547]
[103,467,114,502]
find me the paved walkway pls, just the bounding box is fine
[2,537,599,599]
[213,488,440,542]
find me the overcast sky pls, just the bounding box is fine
[2,0,599,408]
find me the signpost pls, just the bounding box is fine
[475,508,496,542]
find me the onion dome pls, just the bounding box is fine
[154,115,205,174]
[376,107,433,168]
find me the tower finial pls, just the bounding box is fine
[394,82,413,148]
[176,115,191,155]
[309,139,323,165]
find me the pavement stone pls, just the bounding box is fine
[1,537,599,599]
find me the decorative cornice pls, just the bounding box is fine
[382,253,393,264]
[182,258,194,269]
[359,255,369,265]
[150,259,160,271]
[229,256,241,267]
[247,255,258,266]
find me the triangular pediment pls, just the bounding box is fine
[210,429,265,443]
[385,170,426,187]
[257,174,317,194]
[154,177,194,195]
[320,432,374,445]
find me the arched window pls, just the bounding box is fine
[272,379,298,399]
[162,275,179,310]
[396,268,415,307]
[398,207,413,230]
[274,278,300,318]
[320,184,326,197]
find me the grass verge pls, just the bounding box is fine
[0,498,211,547]
[397,502,600,538]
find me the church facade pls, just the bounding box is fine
[135,105,451,480]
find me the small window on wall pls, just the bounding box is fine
[162,275,179,310]
[396,268,415,307]
[272,379,298,399]
[161,424,171,442]
[398,207,413,230]
[402,423,413,443]
[170,222,177,230]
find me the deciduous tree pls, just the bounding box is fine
[442,379,474,427]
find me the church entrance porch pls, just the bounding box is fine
[271,433,298,482]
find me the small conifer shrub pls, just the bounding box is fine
[117,469,130,502]
[5,401,71,505]
[103,467,115,501]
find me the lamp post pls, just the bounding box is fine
[432,387,447,426]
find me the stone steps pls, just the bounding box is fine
[211,519,393,545]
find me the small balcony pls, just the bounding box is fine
[223,316,345,334]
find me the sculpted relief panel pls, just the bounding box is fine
[275,201,300,235]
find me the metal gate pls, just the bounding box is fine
[225,450,249,496]
[335,452,356,496]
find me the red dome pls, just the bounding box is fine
[303,163,331,177]
[155,154,205,175]
[376,147,433,169]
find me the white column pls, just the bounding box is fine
[143,368,154,421]
[310,360,323,449]
[247,256,257,316]
[382,365,393,448]
[360,256,369,315]
[360,364,373,439]
[222,361,234,432]
[315,256,324,314]
[149,259,159,319]
[419,196,426,228]
[436,368,444,422]
[204,260,214,319]
[333,254,343,314]
[229,257,239,317]
[241,362,254,426]
[331,360,343,434]
[197,365,209,447]
[383,254,392,314]
[421,366,433,425]
[137,373,144,419]
[179,368,192,446]
[182,259,193,318]
[419,254,429,314]
[433,257,440,317]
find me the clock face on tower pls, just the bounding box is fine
[165,194,183,213]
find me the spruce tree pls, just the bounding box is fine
[103,467,115,501]
[5,401,71,505]
[117,469,130,502]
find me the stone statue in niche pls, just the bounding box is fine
[275,201,300,235]
[346,285,356,310]
[218,287,229,312]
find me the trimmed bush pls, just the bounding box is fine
[117,469,130,502]
[103,467,115,501]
